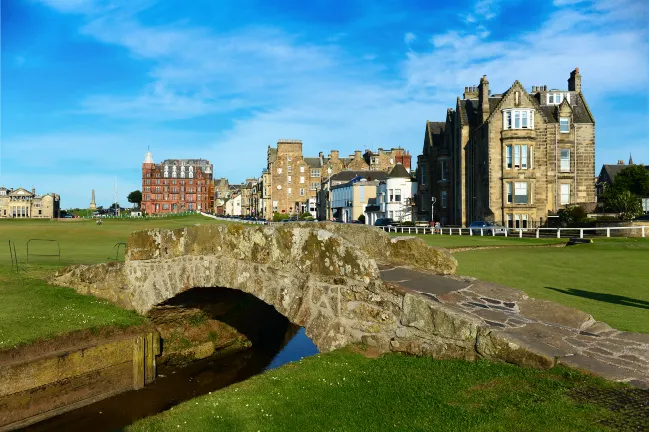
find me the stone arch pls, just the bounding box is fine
[53,224,402,352]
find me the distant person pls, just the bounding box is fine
[434,221,441,234]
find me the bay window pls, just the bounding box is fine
[502,109,534,130]
[506,144,532,170]
[441,191,447,208]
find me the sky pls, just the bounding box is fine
[1,0,648,209]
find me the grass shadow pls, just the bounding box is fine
[546,287,649,310]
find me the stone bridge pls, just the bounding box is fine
[52,223,649,388]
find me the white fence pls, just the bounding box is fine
[380,225,648,238]
[199,213,648,239]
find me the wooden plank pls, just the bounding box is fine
[0,338,133,398]
[132,336,145,390]
[144,333,156,384]
[0,362,132,429]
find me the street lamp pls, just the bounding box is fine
[431,197,436,224]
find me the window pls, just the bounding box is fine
[502,109,534,130]
[441,191,447,208]
[288,188,292,195]
[300,188,305,196]
[560,184,571,205]
[300,166,305,173]
[388,189,394,202]
[311,169,320,177]
[521,214,529,228]
[521,144,528,169]
[395,189,402,202]
[547,92,570,105]
[506,146,512,168]
[507,214,513,228]
[560,149,571,172]
[507,182,513,203]
[420,166,427,185]
[514,182,528,204]
[441,160,448,180]
[277,168,282,174]
[300,176,305,184]
[288,166,292,173]
[514,145,521,168]
[311,182,319,190]
[288,176,292,184]
[530,146,534,169]
[560,117,570,133]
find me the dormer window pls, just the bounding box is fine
[502,109,534,130]
[547,92,570,105]
[560,117,570,133]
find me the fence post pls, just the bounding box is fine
[606,228,610,238]
[557,229,561,239]
[536,229,540,239]
[519,229,522,238]
[579,229,583,239]
[480,229,483,236]
[459,228,462,236]
[642,226,646,238]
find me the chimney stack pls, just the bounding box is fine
[568,67,581,92]
[617,160,625,165]
[478,75,490,122]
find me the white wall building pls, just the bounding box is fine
[366,164,417,224]
[225,194,242,216]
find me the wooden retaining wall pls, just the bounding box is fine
[0,331,160,431]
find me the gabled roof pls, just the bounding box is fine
[9,188,33,197]
[388,163,412,179]
[268,147,278,164]
[598,163,649,184]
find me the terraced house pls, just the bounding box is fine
[265,140,411,220]
[418,68,596,228]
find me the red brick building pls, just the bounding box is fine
[141,151,214,214]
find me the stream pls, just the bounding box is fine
[21,324,318,431]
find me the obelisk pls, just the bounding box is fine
[89,189,97,210]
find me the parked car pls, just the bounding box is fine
[468,221,507,236]
[374,218,395,227]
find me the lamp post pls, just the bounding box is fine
[431,197,436,224]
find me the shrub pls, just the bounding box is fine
[272,212,289,222]
[357,215,366,224]
[299,212,313,220]
[399,221,415,226]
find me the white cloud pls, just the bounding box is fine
[404,32,417,44]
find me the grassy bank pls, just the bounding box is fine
[400,234,649,333]
[0,214,228,349]
[128,349,625,432]
[453,238,649,333]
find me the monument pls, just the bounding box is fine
[89,189,97,211]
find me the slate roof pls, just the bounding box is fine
[304,157,323,168]
[388,163,412,179]
[330,170,388,183]
[268,148,278,164]
[598,164,649,184]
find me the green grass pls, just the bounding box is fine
[128,349,624,432]
[453,238,649,333]
[1,214,228,266]
[399,234,649,333]
[0,214,230,349]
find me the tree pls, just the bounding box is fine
[127,190,143,209]
[607,190,642,221]
[613,165,649,197]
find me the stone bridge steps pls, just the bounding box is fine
[380,265,649,389]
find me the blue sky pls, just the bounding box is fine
[1,0,648,208]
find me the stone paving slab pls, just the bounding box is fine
[379,265,649,389]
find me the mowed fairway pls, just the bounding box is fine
[0,215,229,349]
[410,234,649,334]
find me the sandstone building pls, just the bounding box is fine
[417,68,596,227]
[141,150,214,214]
[0,187,60,218]
[265,140,411,220]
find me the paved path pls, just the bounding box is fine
[379,265,649,389]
